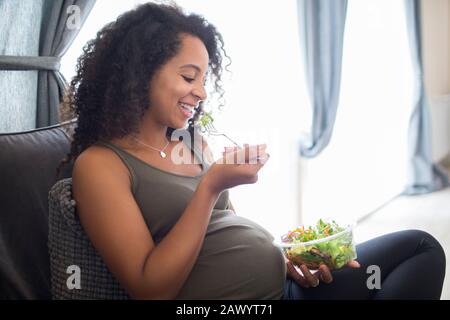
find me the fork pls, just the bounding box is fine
[203,122,242,149]
[203,122,267,161]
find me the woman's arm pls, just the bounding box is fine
[140,177,219,298]
[200,135,237,215]
[73,147,220,300]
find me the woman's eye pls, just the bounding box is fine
[182,76,194,83]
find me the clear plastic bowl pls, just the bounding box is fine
[274,222,357,270]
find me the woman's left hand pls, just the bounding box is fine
[286,260,360,288]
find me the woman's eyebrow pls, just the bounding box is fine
[180,64,203,73]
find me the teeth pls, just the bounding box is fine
[179,103,194,112]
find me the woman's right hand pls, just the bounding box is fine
[201,144,270,194]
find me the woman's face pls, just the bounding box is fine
[147,34,209,129]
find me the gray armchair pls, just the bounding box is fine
[0,120,75,299]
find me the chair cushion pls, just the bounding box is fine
[0,120,75,299]
[48,178,130,299]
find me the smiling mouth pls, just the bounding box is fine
[178,102,195,118]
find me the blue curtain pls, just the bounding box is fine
[0,0,95,132]
[403,0,449,195]
[37,0,96,127]
[296,0,348,157]
[0,0,45,132]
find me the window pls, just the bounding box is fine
[300,0,413,228]
[61,1,146,79]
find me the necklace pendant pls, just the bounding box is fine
[160,151,167,158]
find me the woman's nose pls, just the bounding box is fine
[192,85,207,101]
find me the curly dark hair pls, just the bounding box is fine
[56,2,229,178]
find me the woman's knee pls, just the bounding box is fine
[406,229,446,266]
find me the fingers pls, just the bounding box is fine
[222,143,269,165]
[347,260,361,269]
[287,262,335,288]
[318,264,333,284]
[221,146,241,163]
[222,146,238,159]
[286,261,310,288]
[299,265,320,288]
[288,262,357,289]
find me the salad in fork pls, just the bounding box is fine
[198,110,215,129]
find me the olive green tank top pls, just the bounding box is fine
[95,138,286,299]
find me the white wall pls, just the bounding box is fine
[421,0,449,96]
[421,0,450,163]
[429,95,450,163]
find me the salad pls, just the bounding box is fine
[279,219,357,270]
[198,110,214,129]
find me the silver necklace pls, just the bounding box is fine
[132,135,170,158]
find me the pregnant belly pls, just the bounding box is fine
[176,210,286,300]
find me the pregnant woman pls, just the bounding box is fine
[53,2,445,299]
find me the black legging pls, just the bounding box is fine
[283,229,446,300]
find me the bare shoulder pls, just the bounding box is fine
[73,144,130,187]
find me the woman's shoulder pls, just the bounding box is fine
[74,143,118,169]
[73,143,132,190]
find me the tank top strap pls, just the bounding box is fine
[95,140,138,194]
